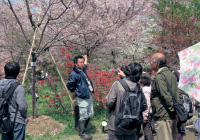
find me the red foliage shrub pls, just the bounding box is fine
[37,47,119,113]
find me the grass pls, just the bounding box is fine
[25,81,109,140]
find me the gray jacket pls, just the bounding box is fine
[0,79,28,124]
[106,78,146,135]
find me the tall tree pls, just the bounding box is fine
[0,0,150,118]
[1,0,88,118]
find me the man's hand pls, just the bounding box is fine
[83,55,87,60]
[83,55,88,65]
[71,92,76,99]
[143,119,148,123]
[117,68,126,79]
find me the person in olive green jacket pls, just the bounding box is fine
[150,53,182,140]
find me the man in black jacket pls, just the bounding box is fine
[67,55,94,140]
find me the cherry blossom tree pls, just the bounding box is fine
[63,0,155,68]
[1,0,88,118]
[0,0,155,118]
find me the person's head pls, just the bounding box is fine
[124,62,143,83]
[150,53,166,72]
[172,70,180,82]
[4,62,20,79]
[147,68,152,76]
[74,55,85,69]
[139,72,151,87]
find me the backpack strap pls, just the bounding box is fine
[119,79,131,92]
[119,79,140,93]
[159,73,177,104]
[4,82,20,125]
[4,82,20,100]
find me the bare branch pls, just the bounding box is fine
[24,0,36,30]
[48,0,72,21]
[36,0,74,52]
[39,0,88,53]
[38,0,56,27]
[7,0,30,45]
[36,19,50,51]
[65,39,86,47]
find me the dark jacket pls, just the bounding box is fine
[67,65,94,99]
[106,78,146,135]
[0,79,28,124]
[151,67,183,121]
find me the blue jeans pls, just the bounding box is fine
[1,123,25,140]
[77,94,94,121]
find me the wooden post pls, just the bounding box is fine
[22,26,39,86]
[48,50,74,105]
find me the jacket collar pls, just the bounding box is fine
[73,66,82,73]
[156,67,169,75]
[5,76,16,79]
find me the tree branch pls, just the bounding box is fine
[38,0,56,27]
[40,0,88,53]
[36,19,50,51]
[24,0,36,30]
[7,0,31,45]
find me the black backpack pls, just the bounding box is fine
[114,80,143,130]
[180,89,193,120]
[0,82,20,133]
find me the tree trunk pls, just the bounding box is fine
[32,53,37,119]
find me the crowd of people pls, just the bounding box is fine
[66,52,191,140]
[0,52,196,140]
[106,53,183,140]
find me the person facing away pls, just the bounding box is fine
[139,72,153,140]
[118,65,144,139]
[0,62,28,140]
[106,62,147,140]
[67,55,94,140]
[150,53,183,140]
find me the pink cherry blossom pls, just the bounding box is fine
[191,91,198,98]
[185,68,191,73]
[196,83,200,89]
[188,76,198,82]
